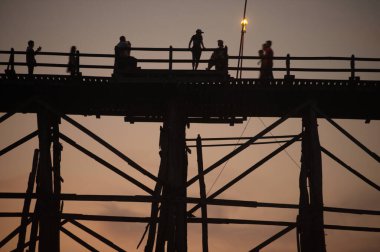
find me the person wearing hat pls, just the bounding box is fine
[188,29,205,70]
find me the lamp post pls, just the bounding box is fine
[236,0,248,79]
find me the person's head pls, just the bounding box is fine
[266,40,272,47]
[28,40,34,48]
[120,36,126,42]
[70,46,76,53]
[217,40,224,47]
[196,29,204,35]
[258,49,264,56]
[262,43,267,50]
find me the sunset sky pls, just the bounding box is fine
[0,0,379,251]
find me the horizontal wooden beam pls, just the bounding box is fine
[186,135,298,142]
[1,212,379,232]
[1,194,379,216]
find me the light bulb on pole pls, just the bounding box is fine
[241,18,248,33]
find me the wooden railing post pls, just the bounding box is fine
[75,50,82,76]
[169,46,173,71]
[350,54,358,81]
[285,53,294,80]
[286,54,290,76]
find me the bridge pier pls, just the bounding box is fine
[298,106,326,252]
[35,109,61,252]
[152,100,188,252]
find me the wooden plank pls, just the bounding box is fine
[0,131,38,157]
[144,127,166,252]
[61,226,99,252]
[196,135,209,252]
[0,112,15,124]
[249,225,296,252]
[16,149,39,250]
[69,219,126,252]
[321,146,380,191]
[0,218,32,248]
[1,197,379,216]
[315,106,380,162]
[59,133,154,195]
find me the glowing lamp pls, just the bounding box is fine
[241,18,248,32]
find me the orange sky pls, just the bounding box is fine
[0,0,379,251]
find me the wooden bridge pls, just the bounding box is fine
[0,48,379,252]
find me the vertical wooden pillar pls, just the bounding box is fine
[298,107,326,252]
[155,100,188,252]
[196,135,209,252]
[36,110,61,252]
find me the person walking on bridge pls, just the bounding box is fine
[189,29,205,70]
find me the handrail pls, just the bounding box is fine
[1,49,380,61]
[1,47,380,79]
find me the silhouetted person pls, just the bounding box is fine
[258,44,266,79]
[206,40,228,73]
[188,29,205,70]
[5,48,16,76]
[263,40,274,79]
[114,36,138,75]
[26,40,41,75]
[114,36,133,75]
[67,46,77,76]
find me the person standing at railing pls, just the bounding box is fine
[5,48,16,76]
[263,40,274,79]
[258,46,265,79]
[188,29,205,70]
[26,40,42,75]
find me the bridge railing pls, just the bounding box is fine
[1,47,380,79]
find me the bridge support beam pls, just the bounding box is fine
[36,109,61,252]
[154,100,188,252]
[298,106,326,252]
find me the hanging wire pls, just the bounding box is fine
[206,117,252,196]
[258,117,301,169]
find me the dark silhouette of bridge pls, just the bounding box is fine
[0,47,379,252]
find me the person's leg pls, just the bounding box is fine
[194,50,201,70]
[191,51,196,70]
[28,65,34,75]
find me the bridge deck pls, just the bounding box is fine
[0,72,379,121]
